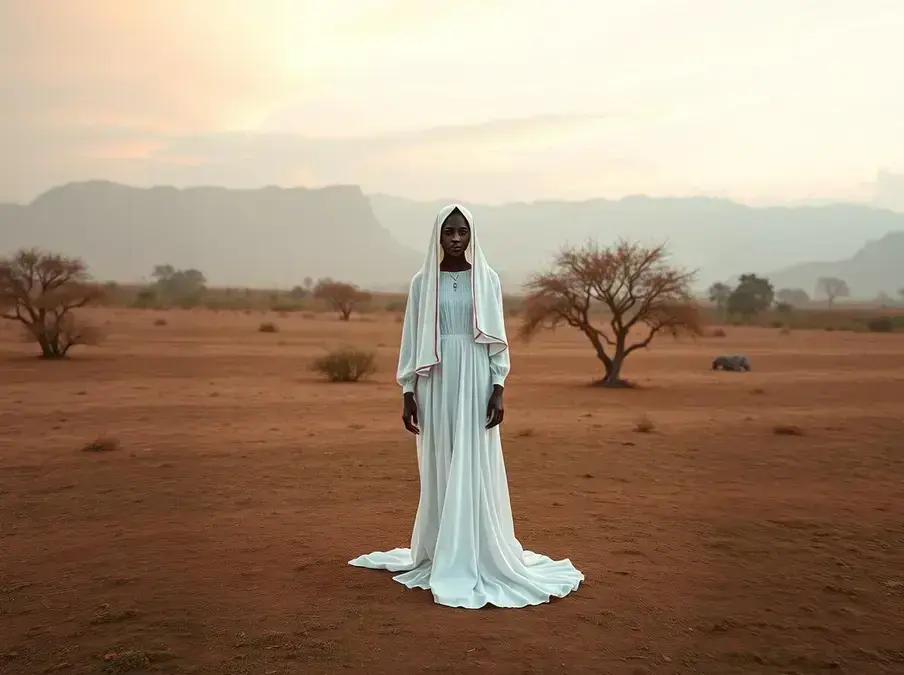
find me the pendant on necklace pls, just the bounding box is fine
[453,282,458,290]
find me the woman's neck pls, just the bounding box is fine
[439,256,472,272]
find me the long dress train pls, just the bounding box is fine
[349,271,584,609]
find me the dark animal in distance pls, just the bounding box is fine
[712,355,751,371]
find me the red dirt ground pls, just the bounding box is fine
[2,309,903,675]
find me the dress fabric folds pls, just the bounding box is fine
[348,267,584,609]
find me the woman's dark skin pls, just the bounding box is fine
[402,210,505,435]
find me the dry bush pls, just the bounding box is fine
[311,347,377,382]
[634,415,655,433]
[384,299,407,314]
[258,321,279,333]
[708,327,727,338]
[81,436,121,452]
[153,318,168,326]
[866,316,894,333]
[0,249,104,358]
[773,424,804,436]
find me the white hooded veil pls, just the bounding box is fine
[398,204,508,385]
[359,204,585,608]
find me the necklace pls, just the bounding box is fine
[448,272,461,291]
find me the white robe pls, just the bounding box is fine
[348,215,584,608]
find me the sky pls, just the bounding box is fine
[1,0,902,205]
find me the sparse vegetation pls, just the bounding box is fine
[633,415,655,433]
[865,316,894,333]
[258,321,279,333]
[313,279,372,321]
[815,276,850,308]
[776,287,810,307]
[520,240,702,387]
[311,347,377,382]
[727,274,774,320]
[0,248,104,358]
[774,301,793,314]
[707,282,731,315]
[81,436,121,452]
[149,264,207,308]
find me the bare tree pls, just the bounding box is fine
[815,276,850,308]
[0,249,104,358]
[520,240,702,387]
[313,279,372,321]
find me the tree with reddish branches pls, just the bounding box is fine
[313,278,372,321]
[0,249,104,358]
[520,240,702,387]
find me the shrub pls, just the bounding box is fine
[259,322,279,333]
[81,436,121,452]
[708,327,727,338]
[633,415,655,433]
[311,347,377,382]
[384,299,407,314]
[865,316,893,333]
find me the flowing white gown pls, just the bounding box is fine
[349,270,584,609]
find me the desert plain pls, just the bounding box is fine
[2,307,903,675]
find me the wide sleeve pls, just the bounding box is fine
[396,275,421,394]
[488,274,510,388]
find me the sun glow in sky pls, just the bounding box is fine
[1,0,902,204]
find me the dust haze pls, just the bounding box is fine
[3,3,904,674]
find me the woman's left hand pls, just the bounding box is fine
[486,386,505,429]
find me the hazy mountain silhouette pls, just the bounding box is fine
[767,232,904,298]
[369,194,904,294]
[0,181,421,288]
[3,181,903,296]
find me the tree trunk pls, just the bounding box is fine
[38,335,63,358]
[595,339,629,387]
[30,321,65,359]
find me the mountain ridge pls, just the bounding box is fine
[0,180,422,289]
[2,181,903,297]
[369,193,904,296]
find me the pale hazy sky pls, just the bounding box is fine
[1,0,902,204]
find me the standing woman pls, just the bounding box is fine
[349,204,583,609]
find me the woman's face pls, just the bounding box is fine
[440,211,471,258]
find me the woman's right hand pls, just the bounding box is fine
[402,393,419,435]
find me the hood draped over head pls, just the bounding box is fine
[403,204,508,380]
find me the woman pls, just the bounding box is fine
[349,204,584,609]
